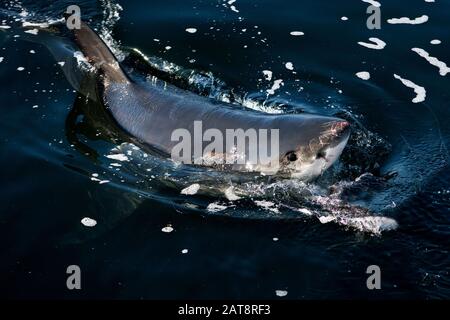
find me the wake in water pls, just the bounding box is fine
[0,0,404,234]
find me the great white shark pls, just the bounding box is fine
[70,20,350,180]
[15,18,350,181]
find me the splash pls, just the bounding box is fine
[99,0,125,61]
[1,0,398,235]
[98,143,398,234]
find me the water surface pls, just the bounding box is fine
[0,0,449,299]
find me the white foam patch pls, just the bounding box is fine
[24,28,38,35]
[412,47,450,76]
[430,39,441,45]
[181,183,200,195]
[356,71,371,80]
[387,15,428,25]
[394,74,426,103]
[262,70,273,81]
[266,79,284,95]
[162,226,174,233]
[90,173,110,184]
[319,215,336,224]
[0,57,3,63]
[225,186,241,201]
[362,0,381,7]
[106,153,129,161]
[311,196,398,234]
[275,290,288,297]
[255,200,280,213]
[230,5,239,13]
[110,163,121,167]
[81,217,97,227]
[0,25,11,29]
[57,61,65,67]
[358,37,386,50]
[207,202,228,212]
[226,0,239,13]
[22,21,49,28]
[290,31,304,36]
[241,97,284,114]
[17,67,25,71]
[73,51,94,72]
[297,208,313,216]
[341,16,348,21]
[185,28,197,34]
[341,216,398,234]
[181,249,189,254]
[285,62,294,70]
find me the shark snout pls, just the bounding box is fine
[335,120,350,133]
[320,119,351,168]
[317,119,351,149]
[328,120,351,140]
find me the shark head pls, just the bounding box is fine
[272,115,351,180]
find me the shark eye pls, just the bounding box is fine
[316,150,326,159]
[286,151,298,162]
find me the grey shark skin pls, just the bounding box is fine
[72,21,350,181]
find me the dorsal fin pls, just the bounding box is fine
[70,19,129,84]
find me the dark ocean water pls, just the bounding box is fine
[0,0,449,299]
